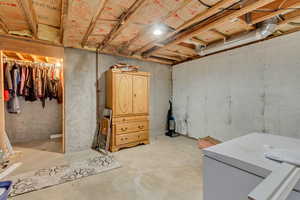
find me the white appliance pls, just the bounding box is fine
[203,133,300,200]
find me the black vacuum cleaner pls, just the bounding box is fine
[166,100,179,137]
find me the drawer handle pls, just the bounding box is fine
[122,118,126,122]
[121,127,128,131]
[138,125,144,129]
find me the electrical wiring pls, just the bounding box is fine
[198,0,213,8]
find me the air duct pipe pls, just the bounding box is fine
[196,18,278,56]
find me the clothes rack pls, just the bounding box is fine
[2,56,60,68]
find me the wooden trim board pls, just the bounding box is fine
[0,36,64,59]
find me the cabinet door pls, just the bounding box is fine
[114,73,133,116]
[133,75,149,114]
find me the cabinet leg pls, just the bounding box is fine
[110,146,119,152]
[143,140,150,145]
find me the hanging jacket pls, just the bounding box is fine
[40,67,49,108]
[24,67,37,102]
[4,62,13,91]
[7,64,21,113]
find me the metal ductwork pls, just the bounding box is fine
[195,18,278,56]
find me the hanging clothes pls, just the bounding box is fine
[4,62,13,91]
[19,66,27,96]
[24,67,36,102]
[7,64,21,114]
[40,67,49,108]
[3,63,12,102]
[3,59,63,111]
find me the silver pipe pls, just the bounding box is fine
[197,18,278,56]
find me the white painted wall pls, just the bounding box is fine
[173,31,300,141]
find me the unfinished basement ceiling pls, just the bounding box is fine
[0,0,300,65]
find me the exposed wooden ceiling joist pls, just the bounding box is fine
[251,1,300,25]
[143,0,277,58]
[210,29,228,39]
[178,0,241,30]
[191,37,208,46]
[60,0,68,44]
[98,0,147,51]
[0,18,9,34]
[17,0,38,38]
[278,9,300,25]
[153,54,182,62]
[15,52,25,60]
[134,0,241,55]
[162,49,192,58]
[81,0,108,47]
[238,18,255,30]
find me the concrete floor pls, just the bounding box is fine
[7,135,202,200]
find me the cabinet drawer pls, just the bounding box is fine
[115,121,148,135]
[115,131,148,145]
[112,115,148,124]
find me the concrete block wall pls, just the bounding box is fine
[173,31,300,141]
[64,48,171,152]
[5,99,62,143]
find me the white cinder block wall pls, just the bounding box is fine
[173,31,300,141]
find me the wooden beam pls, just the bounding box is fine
[160,49,192,58]
[144,0,277,57]
[191,37,208,46]
[0,35,64,59]
[178,0,241,30]
[17,0,38,38]
[0,18,9,33]
[176,44,197,55]
[102,49,173,65]
[15,53,25,60]
[30,55,37,62]
[251,1,300,25]
[135,0,240,54]
[278,9,300,25]
[60,0,67,44]
[81,0,107,47]
[237,17,255,30]
[98,0,147,51]
[210,29,228,39]
[153,54,182,61]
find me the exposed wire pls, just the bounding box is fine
[198,0,213,8]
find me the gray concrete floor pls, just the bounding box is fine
[8,135,202,200]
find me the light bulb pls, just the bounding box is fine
[153,28,163,36]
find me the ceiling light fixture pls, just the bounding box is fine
[153,28,163,36]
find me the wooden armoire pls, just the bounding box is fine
[105,69,150,152]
